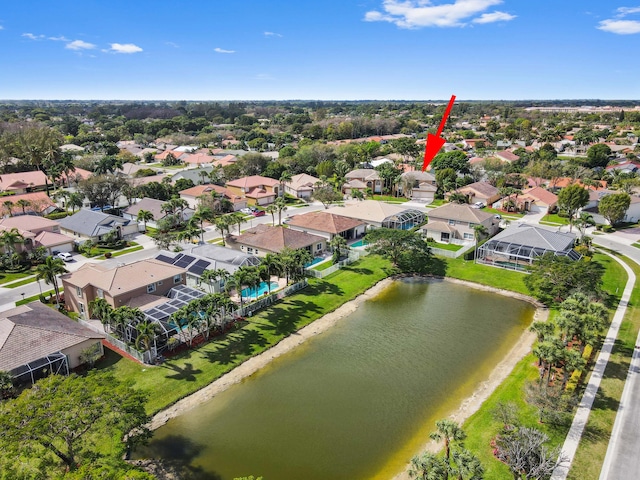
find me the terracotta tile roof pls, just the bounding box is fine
[326,200,421,224]
[427,203,496,224]
[456,181,499,199]
[1,192,56,215]
[345,169,381,181]
[62,259,185,294]
[0,170,48,191]
[234,225,324,253]
[287,211,365,234]
[226,175,279,189]
[552,177,607,190]
[520,187,558,206]
[0,302,104,372]
[496,151,520,162]
[288,173,321,191]
[34,230,74,248]
[182,153,215,165]
[0,215,58,231]
[423,221,458,234]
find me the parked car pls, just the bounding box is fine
[472,202,485,209]
[252,210,266,217]
[241,207,253,214]
[57,252,73,262]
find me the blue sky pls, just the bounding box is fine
[1,1,638,101]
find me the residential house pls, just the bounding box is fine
[0,302,104,384]
[0,170,49,194]
[155,246,260,290]
[326,200,425,229]
[423,203,499,243]
[122,197,195,229]
[179,184,247,211]
[514,187,558,213]
[605,160,640,175]
[61,259,187,317]
[57,209,138,243]
[1,192,58,217]
[495,150,521,163]
[583,190,640,225]
[226,175,279,206]
[0,216,75,254]
[462,138,490,150]
[398,171,437,200]
[287,211,366,241]
[229,224,326,257]
[170,166,216,185]
[343,169,383,195]
[476,224,580,271]
[285,173,321,199]
[181,152,216,166]
[454,181,501,206]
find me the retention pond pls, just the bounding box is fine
[136,278,534,479]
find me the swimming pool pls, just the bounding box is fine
[351,239,368,248]
[305,256,325,267]
[241,281,279,299]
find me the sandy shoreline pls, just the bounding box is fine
[147,276,546,478]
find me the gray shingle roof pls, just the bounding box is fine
[490,224,576,251]
[58,209,131,237]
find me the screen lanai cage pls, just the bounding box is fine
[381,209,425,230]
[117,285,239,359]
[475,225,581,271]
[11,352,69,385]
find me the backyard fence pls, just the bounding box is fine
[238,279,308,317]
[429,242,476,259]
[78,319,153,364]
[306,248,370,279]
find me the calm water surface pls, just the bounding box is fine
[137,279,534,480]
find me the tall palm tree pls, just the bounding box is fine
[2,200,14,217]
[89,298,114,329]
[265,204,277,226]
[35,256,67,306]
[429,419,467,464]
[274,197,288,225]
[228,211,245,235]
[329,235,348,263]
[409,452,448,480]
[135,319,160,353]
[15,199,31,216]
[278,170,292,198]
[1,228,24,269]
[214,215,233,245]
[67,192,84,213]
[451,448,484,480]
[136,209,154,232]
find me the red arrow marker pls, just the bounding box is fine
[422,94,456,171]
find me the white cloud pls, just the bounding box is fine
[109,43,143,54]
[214,47,235,54]
[165,41,179,48]
[66,39,96,50]
[22,32,45,40]
[363,0,507,28]
[617,6,640,16]
[48,36,68,41]
[472,10,515,23]
[598,19,640,34]
[264,31,283,37]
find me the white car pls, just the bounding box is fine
[56,252,73,262]
[241,208,253,215]
[472,202,485,209]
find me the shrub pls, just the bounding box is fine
[45,211,69,220]
[104,252,112,259]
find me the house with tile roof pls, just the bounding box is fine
[57,209,139,242]
[61,258,187,317]
[0,216,75,254]
[181,152,216,166]
[423,203,500,243]
[495,150,521,163]
[285,173,321,199]
[326,200,425,229]
[0,301,104,384]
[398,171,437,199]
[226,175,279,206]
[1,191,58,216]
[122,197,195,229]
[515,187,559,213]
[0,170,49,194]
[179,184,247,211]
[343,169,383,195]
[287,211,366,241]
[229,224,326,257]
[476,224,580,271]
[453,181,501,206]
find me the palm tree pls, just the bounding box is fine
[472,224,488,261]
[265,204,277,226]
[0,370,16,399]
[409,452,448,480]
[89,298,114,329]
[192,205,215,243]
[429,419,467,464]
[35,256,67,306]
[278,170,292,198]
[214,215,233,245]
[135,319,159,353]
[228,211,245,235]
[1,228,24,269]
[329,235,348,263]
[2,200,14,217]
[67,192,84,213]
[274,197,288,225]
[451,448,484,480]
[15,199,31,216]
[136,209,154,232]
[112,306,145,343]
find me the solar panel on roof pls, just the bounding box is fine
[155,254,174,264]
[174,255,195,268]
[188,259,210,276]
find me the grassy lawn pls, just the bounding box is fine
[95,245,144,260]
[81,242,140,258]
[0,268,35,286]
[312,260,336,271]
[633,243,640,249]
[484,207,525,219]
[370,195,409,203]
[442,256,529,295]
[96,254,394,414]
[429,242,464,252]
[460,251,629,479]
[541,213,571,225]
